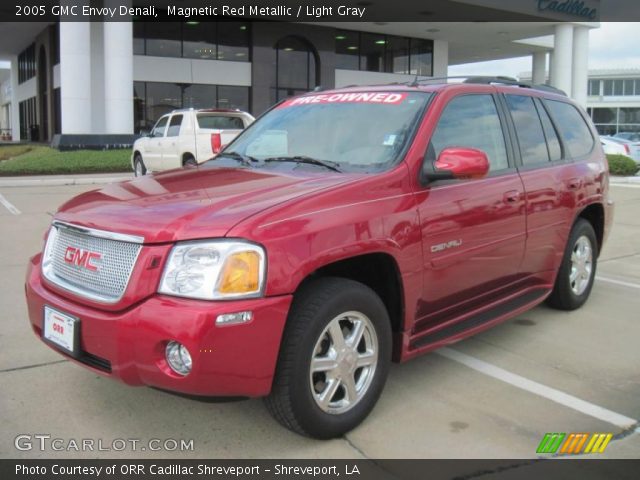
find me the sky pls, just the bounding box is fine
[1,22,638,76]
[450,22,640,78]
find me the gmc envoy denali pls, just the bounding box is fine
[26,78,613,438]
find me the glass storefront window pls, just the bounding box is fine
[588,79,599,96]
[183,84,217,109]
[217,86,250,110]
[592,107,617,125]
[133,21,145,55]
[335,30,359,70]
[182,22,216,59]
[334,30,433,77]
[274,36,317,102]
[409,39,433,76]
[619,108,640,124]
[145,22,182,57]
[385,36,410,74]
[134,82,250,132]
[623,79,635,96]
[359,32,386,72]
[217,22,250,61]
[133,21,249,62]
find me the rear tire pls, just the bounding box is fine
[265,277,391,439]
[547,219,598,311]
[183,156,197,168]
[133,154,146,177]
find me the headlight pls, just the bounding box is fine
[158,240,266,300]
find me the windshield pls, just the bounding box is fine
[207,91,430,173]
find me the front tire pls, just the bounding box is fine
[547,219,598,311]
[133,154,146,177]
[265,277,391,439]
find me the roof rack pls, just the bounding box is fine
[404,75,567,96]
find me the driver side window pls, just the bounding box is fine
[429,94,509,171]
[151,116,169,137]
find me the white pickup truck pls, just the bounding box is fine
[131,108,255,176]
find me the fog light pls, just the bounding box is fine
[165,341,192,376]
[216,311,253,326]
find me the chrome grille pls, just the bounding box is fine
[42,222,143,303]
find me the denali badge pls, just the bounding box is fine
[430,239,462,253]
[64,246,102,272]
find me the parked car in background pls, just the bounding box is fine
[132,109,255,176]
[613,132,640,142]
[600,136,632,157]
[606,136,640,165]
[27,78,612,438]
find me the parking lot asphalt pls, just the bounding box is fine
[0,181,638,459]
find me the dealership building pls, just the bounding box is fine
[0,1,601,146]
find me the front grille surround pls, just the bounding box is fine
[42,221,143,304]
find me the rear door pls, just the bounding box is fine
[145,116,169,171]
[415,92,527,329]
[504,94,596,276]
[160,113,184,170]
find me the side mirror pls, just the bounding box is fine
[423,147,490,182]
[139,129,150,137]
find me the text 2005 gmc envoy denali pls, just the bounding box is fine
[26,78,613,438]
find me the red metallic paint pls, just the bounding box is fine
[25,82,612,395]
[434,147,490,179]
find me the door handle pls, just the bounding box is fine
[567,178,582,190]
[503,190,520,203]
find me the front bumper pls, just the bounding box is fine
[25,254,292,397]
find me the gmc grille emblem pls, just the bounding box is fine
[64,246,102,272]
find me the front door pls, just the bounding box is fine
[414,93,527,330]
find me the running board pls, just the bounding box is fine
[409,288,548,351]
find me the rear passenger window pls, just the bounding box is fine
[166,114,183,137]
[505,95,549,165]
[430,95,509,171]
[545,100,594,158]
[535,99,562,161]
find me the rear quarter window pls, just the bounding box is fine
[197,115,245,130]
[545,100,594,158]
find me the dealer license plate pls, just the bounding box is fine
[43,306,79,356]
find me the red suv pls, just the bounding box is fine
[26,78,613,438]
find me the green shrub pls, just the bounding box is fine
[0,146,130,175]
[607,154,638,176]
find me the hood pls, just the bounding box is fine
[55,167,359,243]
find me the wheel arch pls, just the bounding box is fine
[295,252,405,338]
[576,202,604,256]
[182,152,196,165]
[132,150,142,169]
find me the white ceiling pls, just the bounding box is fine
[318,22,597,65]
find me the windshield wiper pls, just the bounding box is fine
[216,151,259,167]
[263,156,342,173]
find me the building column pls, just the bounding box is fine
[572,26,589,108]
[551,24,574,96]
[531,52,547,85]
[9,56,20,141]
[104,4,133,134]
[59,21,92,134]
[433,40,449,77]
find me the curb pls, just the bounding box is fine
[610,176,640,185]
[0,175,131,188]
